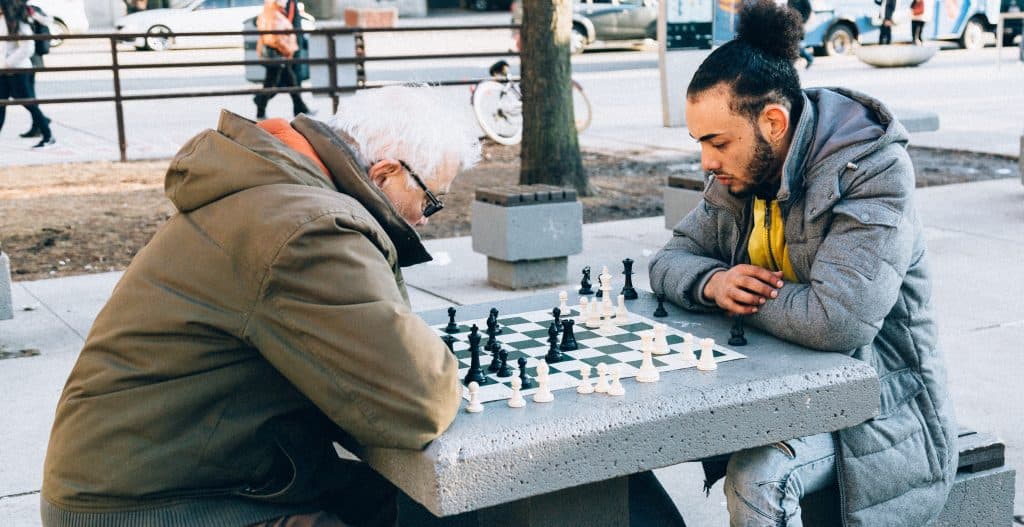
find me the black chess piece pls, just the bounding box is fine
[463,324,486,386]
[444,306,459,334]
[729,318,748,346]
[552,307,563,333]
[497,348,514,377]
[488,343,503,372]
[578,266,594,295]
[485,317,499,353]
[518,357,536,389]
[545,322,565,363]
[620,258,638,300]
[441,334,456,354]
[653,293,669,318]
[489,307,503,334]
[559,319,578,351]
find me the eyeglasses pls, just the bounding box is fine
[398,160,444,218]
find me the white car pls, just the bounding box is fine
[29,0,90,46]
[116,0,277,51]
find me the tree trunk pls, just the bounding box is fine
[519,0,591,195]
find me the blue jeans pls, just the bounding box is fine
[725,432,837,527]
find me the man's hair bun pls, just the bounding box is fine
[735,0,804,61]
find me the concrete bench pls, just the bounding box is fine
[802,428,1016,526]
[663,175,705,230]
[1,243,13,320]
[855,44,937,68]
[471,185,582,289]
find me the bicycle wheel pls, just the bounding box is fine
[571,80,592,133]
[472,80,523,146]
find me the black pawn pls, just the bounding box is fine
[559,319,578,351]
[621,258,638,300]
[578,266,594,295]
[545,322,565,363]
[518,357,536,389]
[729,318,748,346]
[488,343,503,372]
[552,307,563,333]
[497,349,514,377]
[444,307,459,334]
[441,334,456,354]
[653,293,669,318]
[489,307,503,334]
[463,324,486,386]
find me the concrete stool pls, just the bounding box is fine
[855,44,937,67]
[801,428,1016,526]
[471,185,582,289]
[663,175,705,230]
[0,247,12,320]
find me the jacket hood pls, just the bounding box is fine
[165,110,432,267]
[777,87,908,202]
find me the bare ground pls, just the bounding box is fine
[0,143,1017,281]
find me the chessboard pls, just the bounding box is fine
[431,308,746,403]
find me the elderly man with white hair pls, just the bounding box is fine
[40,86,480,527]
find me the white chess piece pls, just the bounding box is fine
[579,297,589,319]
[608,366,625,396]
[586,296,601,328]
[600,306,616,333]
[533,361,554,402]
[636,334,660,383]
[601,278,614,318]
[507,376,526,408]
[679,332,697,362]
[614,294,630,324]
[652,323,669,355]
[697,338,718,371]
[466,381,484,413]
[559,290,570,313]
[577,364,595,394]
[594,363,610,393]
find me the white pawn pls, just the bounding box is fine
[594,363,610,393]
[614,294,630,324]
[600,306,616,333]
[559,290,570,313]
[636,334,660,383]
[466,381,484,413]
[579,297,589,320]
[608,366,625,396]
[577,364,595,394]
[697,338,718,371]
[533,361,554,403]
[507,376,526,408]
[679,332,697,363]
[652,323,669,355]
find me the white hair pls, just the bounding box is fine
[326,85,481,187]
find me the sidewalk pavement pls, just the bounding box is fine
[2,175,1023,525]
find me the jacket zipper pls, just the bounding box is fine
[764,200,781,272]
[834,430,849,527]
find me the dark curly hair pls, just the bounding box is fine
[687,0,805,123]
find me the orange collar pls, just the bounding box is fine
[257,118,331,180]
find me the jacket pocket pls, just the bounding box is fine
[823,201,902,280]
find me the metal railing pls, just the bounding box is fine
[0,25,519,161]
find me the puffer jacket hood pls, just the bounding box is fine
[166,110,432,267]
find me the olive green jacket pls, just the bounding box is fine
[41,111,461,526]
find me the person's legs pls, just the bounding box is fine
[912,21,924,44]
[20,66,41,137]
[879,24,892,45]
[255,64,284,119]
[7,74,52,146]
[724,432,837,527]
[629,471,687,527]
[0,75,11,133]
[798,46,814,68]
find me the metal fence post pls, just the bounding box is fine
[109,37,128,163]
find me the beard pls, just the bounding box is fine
[728,129,783,200]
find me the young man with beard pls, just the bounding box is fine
[649,1,958,525]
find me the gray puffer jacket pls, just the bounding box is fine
[650,87,957,526]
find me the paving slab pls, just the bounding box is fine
[0,493,42,527]
[18,273,123,340]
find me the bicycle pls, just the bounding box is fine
[470,60,592,146]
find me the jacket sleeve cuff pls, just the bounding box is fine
[693,268,726,308]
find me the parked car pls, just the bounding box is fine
[116,0,311,51]
[29,0,90,47]
[511,0,657,54]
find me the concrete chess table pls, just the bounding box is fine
[357,290,880,527]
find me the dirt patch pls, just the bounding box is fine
[0,144,1017,281]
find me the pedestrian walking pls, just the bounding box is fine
[910,0,928,44]
[18,1,50,138]
[876,0,897,44]
[1,0,53,147]
[253,0,311,120]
